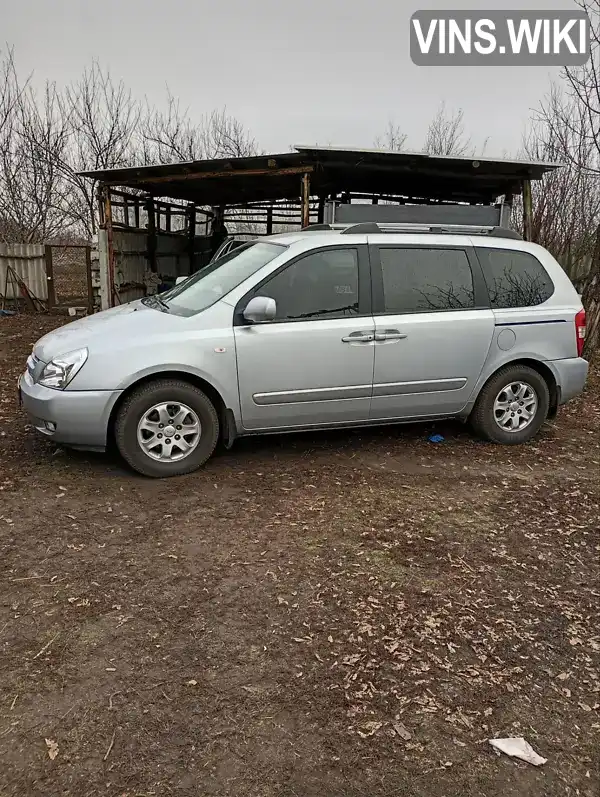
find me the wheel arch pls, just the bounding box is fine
[469,357,559,418]
[107,370,237,450]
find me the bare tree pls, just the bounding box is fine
[0,49,24,137]
[525,92,599,263]
[142,95,257,164]
[530,1,600,352]
[141,92,204,163]
[374,120,407,152]
[13,62,143,238]
[0,52,76,242]
[424,102,472,156]
[201,107,257,159]
[525,92,600,351]
[0,51,260,241]
[60,62,142,236]
[545,0,600,175]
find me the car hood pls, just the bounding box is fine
[33,301,177,362]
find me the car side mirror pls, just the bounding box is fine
[243,296,276,324]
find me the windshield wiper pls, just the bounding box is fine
[142,294,169,312]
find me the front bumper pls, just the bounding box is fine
[19,372,121,451]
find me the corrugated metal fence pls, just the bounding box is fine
[0,243,47,301]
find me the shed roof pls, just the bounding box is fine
[79,146,562,206]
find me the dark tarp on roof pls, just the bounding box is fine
[79,146,562,206]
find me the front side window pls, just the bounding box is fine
[379,247,475,313]
[477,248,554,308]
[257,248,360,321]
[159,241,286,316]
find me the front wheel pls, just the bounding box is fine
[470,365,550,445]
[115,379,219,477]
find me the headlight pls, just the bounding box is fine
[38,348,88,390]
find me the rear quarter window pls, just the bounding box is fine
[477,248,554,309]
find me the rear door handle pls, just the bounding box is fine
[342,331,375,343]
[375,329,407,342]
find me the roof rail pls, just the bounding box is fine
[337,222,523,240]
[339,222,381,234]
[488,226,522,240]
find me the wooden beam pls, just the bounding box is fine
[522,179,533,242]
[301,172,311,229]
[44,245,55,309]
[99,184,116,308]
[187,203,196,275]
[85,245,94,315]
[317,197,325,224]
[145,197,157,273]
[125,165,314,187]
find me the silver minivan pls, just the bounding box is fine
[19,224,588,477]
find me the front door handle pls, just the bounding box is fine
[342,331,375,343]
[375,329,407,342]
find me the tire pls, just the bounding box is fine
[470,365,550,445]
[114,379,219,477]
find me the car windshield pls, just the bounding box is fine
[156,241,286,316]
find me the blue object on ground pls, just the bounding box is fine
[0,309,16,317]
[428,434,445,443]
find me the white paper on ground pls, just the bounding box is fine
[488,737,547,766]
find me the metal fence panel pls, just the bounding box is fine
[0,243,47,300]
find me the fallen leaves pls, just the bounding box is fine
[45,738,58,760]
[392,721,412,741]
[357,721,382,738]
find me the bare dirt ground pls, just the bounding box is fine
[0,313,598,797]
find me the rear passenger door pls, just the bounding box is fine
[369,243,495,420]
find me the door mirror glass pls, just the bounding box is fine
[243,296,277,324]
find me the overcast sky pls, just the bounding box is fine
[4,0,582,159]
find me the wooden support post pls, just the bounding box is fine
[317,197,325,224]
[134,200,140,229]
[99,184,116,308]
[522,179,533,242]
[266,206,273,235]
[146,197,157,273]
[44,244,56,309]
[301,172,311,229]
[187,204,196,276]
[85,245,94,314]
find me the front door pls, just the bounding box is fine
[234,245,374,430]
[369,244,494,420]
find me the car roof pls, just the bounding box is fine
[265,227,536,253]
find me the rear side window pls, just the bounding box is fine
[477,248,554,308]
[379,247,475,313]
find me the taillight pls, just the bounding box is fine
[575,309,586,357]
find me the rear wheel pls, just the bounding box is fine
[115,379,219,477]
[470,365,550,445]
